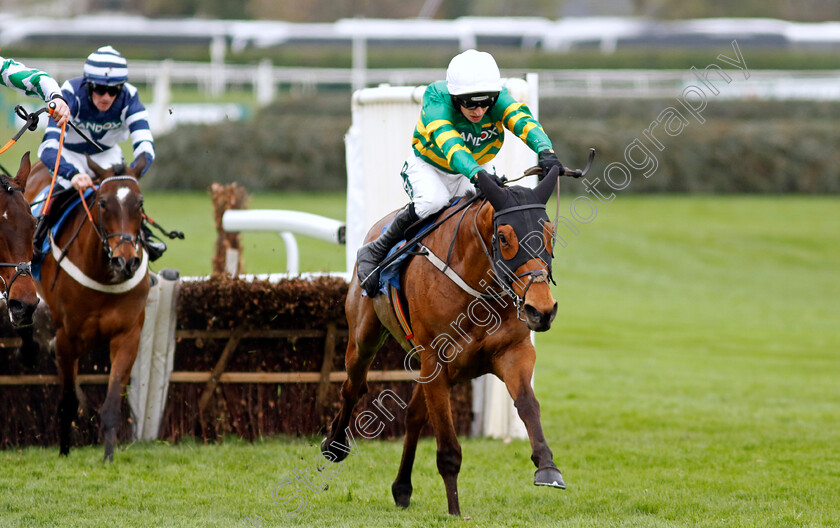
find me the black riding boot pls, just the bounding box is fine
[357,204,419,297]
[32,215,51,263]
[140,222,167,262]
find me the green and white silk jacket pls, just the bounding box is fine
[411,80,553,180]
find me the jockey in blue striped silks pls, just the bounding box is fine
[35,46,165,261]
[38,46,155,193]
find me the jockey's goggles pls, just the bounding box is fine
[89,83,123,97]
[452,92,499,110]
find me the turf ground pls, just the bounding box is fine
[1,194,838,527]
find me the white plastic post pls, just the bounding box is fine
[150,59,173,134]
[256,58,275,106]
[210,35,226,97]
[129,269,180,441]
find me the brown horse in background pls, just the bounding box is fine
[322,167,566,516]
[0,153,39,330]
[25,157,149,461]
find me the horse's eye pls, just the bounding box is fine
[99,199,107,209]
[498,233,507,245]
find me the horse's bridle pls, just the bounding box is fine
[473,199,556,320]
[0,261,32,304]
[89,176,143,259]
[0,181,33,304]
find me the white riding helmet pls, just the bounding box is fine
[446,49,502,96]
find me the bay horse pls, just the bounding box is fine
[0,153,39,331]
[322,167,566,516]
[25,156,149,461]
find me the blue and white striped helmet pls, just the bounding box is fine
[83,46,128,86]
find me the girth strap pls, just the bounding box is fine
[419,244,507,301]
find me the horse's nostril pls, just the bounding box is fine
[8,299,38,325]
[110,257,126,271]
[523,304,542,322]
[127,257,141,274]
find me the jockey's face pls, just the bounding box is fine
[91,90,117,112]
[459,105,489,123]
[89,83,122,112]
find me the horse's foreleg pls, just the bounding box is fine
[56,333,79,457]
[101,328,140,463]
[495,345,566,489]
[14,325,40,369]
[423,376,462,516]
[392,383,427,508]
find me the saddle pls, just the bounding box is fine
[376,195,470,344]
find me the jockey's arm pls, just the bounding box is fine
[124,88,155,176]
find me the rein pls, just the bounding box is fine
[418,196,548,321]
[360,192,484,287]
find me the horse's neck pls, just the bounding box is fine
[63,208,108,277]
[428,202,494,277]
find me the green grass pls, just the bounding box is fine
[143,190,348,277]
[1,195,839,527]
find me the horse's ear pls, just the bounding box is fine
[130,153,146,178]
[14,151,31,189]
[87,155,107,178]
[533,165,560,204]
[476,170,506,210]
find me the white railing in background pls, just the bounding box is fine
[221,209,346,276]
[22,58,840,102]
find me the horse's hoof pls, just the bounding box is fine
[392,481,412,508]
[320,437,348,463]
[534,466,566,489]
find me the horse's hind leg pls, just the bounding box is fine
[321,287,386,462]
[56,333,79,457]
[101,328,140,462]
[392,383,427,508]
[495,342,565,489]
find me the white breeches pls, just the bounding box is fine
[401,154,494,219]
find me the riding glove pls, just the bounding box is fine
[538,150,564,181]
[471,170,506,189]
